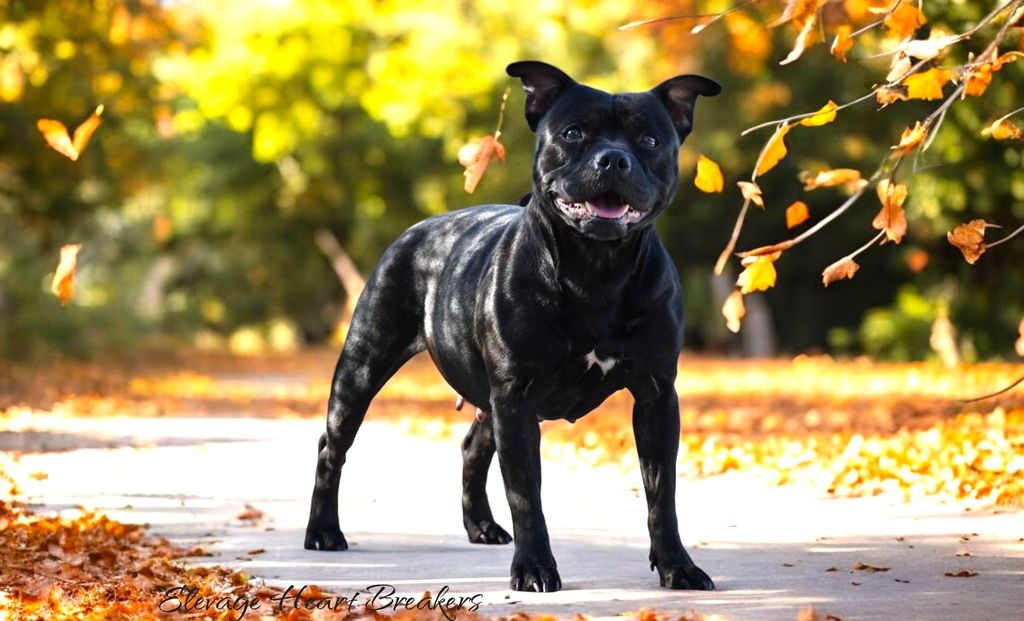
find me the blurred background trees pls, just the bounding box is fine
[1,0,1021,361]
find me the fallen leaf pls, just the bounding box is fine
[981,119,1023,141]
[755,124,792,176]
[946,219,993,264]
[884,2,926,39]
[904,68,950,100]
[246,548,266,555]
[873,180,908,244]
[786,201,810,228]
[802,168,864,190]
[236,504,264,522]
[695,155,725,193]
[800,100,839,127]
[944,570,978,577]
[822,257,860,287]
[825,566,839,572]
[36,105,104,161]
[892,122,928,156]
[51,243,82,305]
[830,26,853,62]
[737,252,781,294]
[737,180,765,208]
[722,289,745,333]
[853,561,891,572]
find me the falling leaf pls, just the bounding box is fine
[884,2,926,39]
[722,289,746,333]
[800,100,839,127]
[459,134,506,194]
[51,243,82,305]
[236,504,264,522]
[1015,317,1024,357]
[905,249,929,272]
[36,105,104,161]
[904,68,950,100]
[802,168,864,191]
[946,219,993,265]
[694,155,724,193]
[853,561,891,572]
[943,570,978,578]
[737,251,781,294]
[892,122,927,156]
[822,257,859,287]
[786,201,810,228]
[831,26,853,62]
[981,119,1023,141]
[873,180,908,243]
[781,14,819,65]
[737,180,765,209]
[755,124,792,176]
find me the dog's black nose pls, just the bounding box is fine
[594,149,633,172]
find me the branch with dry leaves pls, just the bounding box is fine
[638,0,1024,334]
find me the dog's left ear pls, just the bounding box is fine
[507,61,577,132]
[650,75,721,140]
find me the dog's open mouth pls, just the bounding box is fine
[555,192,646,223]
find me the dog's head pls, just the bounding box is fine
[507,61,720,241]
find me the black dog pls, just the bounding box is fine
[305,61,720,593]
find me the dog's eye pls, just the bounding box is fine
[562,126,583,141]
[640,134,659,148]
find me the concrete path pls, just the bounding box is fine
[5,416,1023,620]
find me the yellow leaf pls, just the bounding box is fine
[892,122,928,156]
[946,219,992,265]
[904,68,949,100]
[822,257,860,287]
[722,289,746,333]
[785,200,810,228]
[36,105,104,161]
[981,119,1023,141]
[800,100,838,127]
[830,25,853,62]
[737,252,781,294]
[780,14,819,66]
[755,124,792,176]
[737,180,765,209]
[694,155,724,193]
[802,168,864,190]
[51,243,82,305]
[872,179,908,244]
[884,2,926,39]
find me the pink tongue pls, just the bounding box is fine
[588,200,628,219]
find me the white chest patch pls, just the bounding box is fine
[584,349,618,377]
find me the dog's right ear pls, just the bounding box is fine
[506,61,576,132]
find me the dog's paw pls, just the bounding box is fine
[466,520,512,545]
[510,563,561,592]
[656,563,715,590]
[304,526,348,551]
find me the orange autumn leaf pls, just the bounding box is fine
[786,200,810,228]
[800,100,838,127]
[772,0,826,29]
[965,65,993,97]
[694,154,724,193]
[981,118,1023,141]
[737,251,781,293]
[831,25,853,62]
[36,104,104,161]
[822,256,860,287]
[875,84,909,107]
[780,14,819,65]
[737,180,765,209]
[884,2,926,39]
[904,68,950,100]
[459,134,506,194]
[51,243,82,305]
[802,168,865,190]
[873,179,908,244]
[892,122,928,156]
[946,219,993,265]
[722,289,746,333]
[755,123,792,176]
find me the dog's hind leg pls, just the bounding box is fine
[304,252,424,551]
[461,416,511,544]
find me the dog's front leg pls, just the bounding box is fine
[632,377,715,590]
[491,394,561,592]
